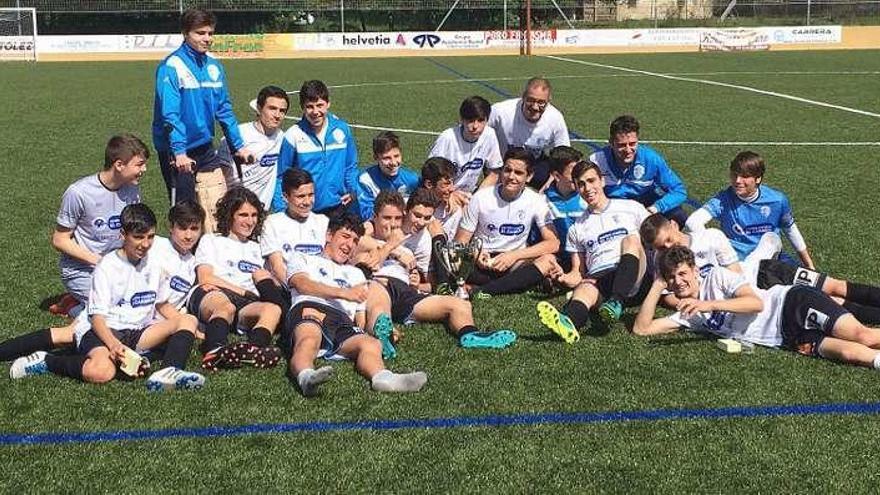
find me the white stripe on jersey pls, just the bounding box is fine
[219,121,284,211]
[286,253,367,320]
[566,199,649,275]
[428,125,503,193]
[194,233,263,293]
[260,211,329,265]
[459,186,551,252]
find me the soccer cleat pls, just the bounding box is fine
[434,283,454,296]
[201,346,225,371]
[598,298,623,324]
[9,351,49,379]
[204,342,282,370]
[459,329,517,349]
[373,313,397,360]
[48,293,79,317]
[146,366,205,392]
[470,290,492,301]
[537,301,580,344]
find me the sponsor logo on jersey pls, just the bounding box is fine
[207,64,221,81]
[130,291,157,308]
[107,215,122,230]
[804,308,829,331]
[742,223,774,235]
[294,244,323,255]
[597,227,628,244]
[169,276,192,293]
[259,153,279,167]
[698,263,714,277]
[237,260,261,273]
[460,158,484,171]
[498,223,525,236]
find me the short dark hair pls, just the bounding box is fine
[282,168,314,194]
[328,212,365,237]
[548,145,583,175]
[121,203,157,234]
[104,133,149,170]
[257,85,289,109]
[572,160,602,182]
[422,156,456,185]
[214,186,265,240]
[373,190,406,216]
[168,200,205,229]
[639,213,670,246]
[730,151,765,179]
[610,115,640,139]
[503,147,535,174]
[372,131,401,156]
[459,96,491,121]
[299,80,330,107]
[180,9,216,33]
[406,187,439,211]
[658,245,696,280]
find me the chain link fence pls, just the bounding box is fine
[2,0,878,33]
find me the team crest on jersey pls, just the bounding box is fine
[207,64,220,81]
[237,260,261,273]
[283,243,292,253]
[487,224,497,232]
[130,291,157,308]
[332,129,346,144]
[319,267,328,277]
[93,218,106,229]
[760,206,771,218]
[632,165,645,180]
[516,210,526,220]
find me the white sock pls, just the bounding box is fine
[371,369,427,393]
[872,353,880,370]
[297,366,334,396]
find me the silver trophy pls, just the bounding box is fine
[434,238,483,300]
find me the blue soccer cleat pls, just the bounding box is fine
[373,313,397,360]
[9,351,49,379]
[459,329,517,349]
[598,298,623,324]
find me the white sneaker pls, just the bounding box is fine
[146,366,205,392]
[9,351,48,379]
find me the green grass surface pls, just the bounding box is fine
[1,50,879,492]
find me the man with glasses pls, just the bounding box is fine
[488,77,571,191]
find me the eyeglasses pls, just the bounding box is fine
[524,97,549,109]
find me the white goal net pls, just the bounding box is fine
[0,7,37,61]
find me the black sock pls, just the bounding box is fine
[249,326,273,347]
[431,233,451,287]
[45,354,86,381]
[563,300,591,329]
[202,317,230,353]
[162,331,195,370]
[456,325,479,339]
[611,254,639,300]
[256,279,288,312]
[843,301,880,326]
[846,282,880,307]
[479,264,543,296]
[0,328,53,361]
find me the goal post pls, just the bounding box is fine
[0,7,38,62]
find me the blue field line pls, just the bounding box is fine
[423,58,703,209]
[2,401,880,447]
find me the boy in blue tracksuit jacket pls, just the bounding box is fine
[273,80,360,217]
[588,115,688,226]
[356,131,420,221]
[152,9,252,206]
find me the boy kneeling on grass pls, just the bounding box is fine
[633,245,880,370]
[11,204,204,391]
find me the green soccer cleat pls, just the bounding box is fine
[537,301,580,344]
[373,313,397,360]
[598,298,623,324]
[459,329,517,349]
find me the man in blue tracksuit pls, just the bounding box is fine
[589,115,689,226]
[152,9,253,207]
[272,80,360,218]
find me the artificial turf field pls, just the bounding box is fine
[1,49,880,492]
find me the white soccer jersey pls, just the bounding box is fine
[428,125,504,193]
[77,250,165,342]
[654,228,739,281]
[150,236,197,311]
[668,267,791,347]
[488,98,570,158]
[218,121,284,211]
[434,203,463,240]
[286,252,367,320]
[194,233,263,293]
[373,227,433,283]
[566,199,649,276]
[56,174,141,278]
[260,211,329,267]
[459,186,551,252]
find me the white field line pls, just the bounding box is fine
[543,54,880,119]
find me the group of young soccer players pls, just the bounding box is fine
[4,8,880,397]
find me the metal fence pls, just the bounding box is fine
[2,0,878,33]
